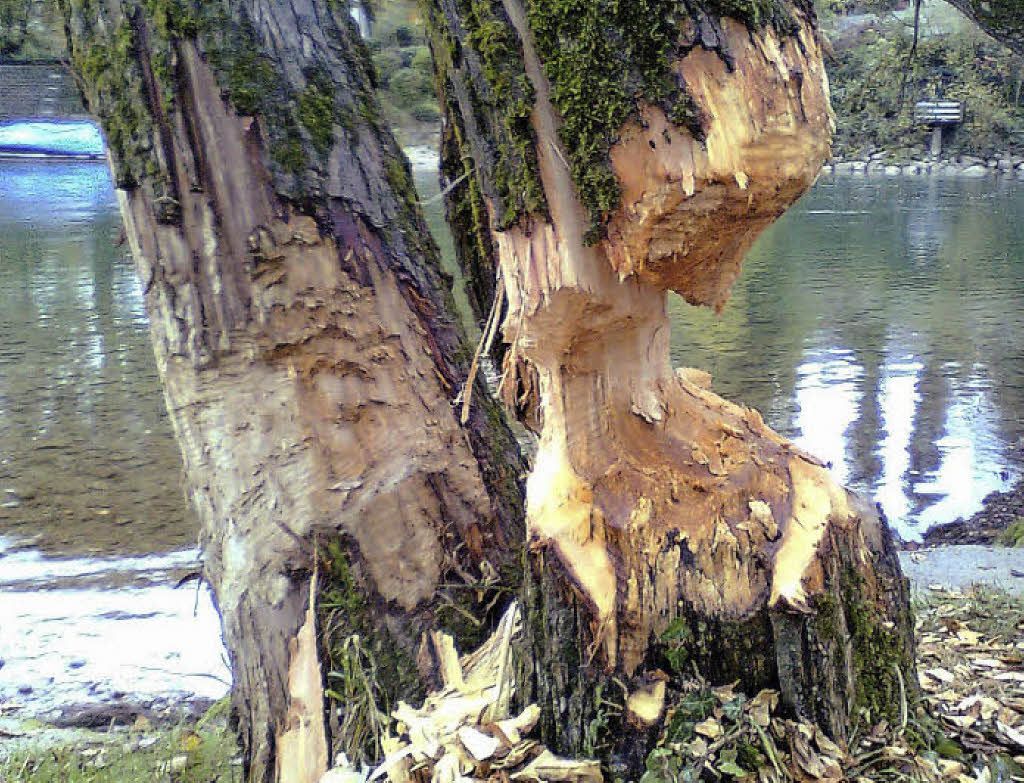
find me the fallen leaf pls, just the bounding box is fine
[509,750,602,783]
[695,718,724,740]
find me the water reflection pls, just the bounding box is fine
[0,157,115,228]
[0,159,194,556]
[0,157,219,718]
[669,176,1024,539]
[874,345,922,525]
[5,160,1023,556]
[793,346,863,487]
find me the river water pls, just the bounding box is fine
[668,174,1024,534]
[1,148,1022,721]
[0,157,227,724]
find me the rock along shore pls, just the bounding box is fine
[822,152,1024,179]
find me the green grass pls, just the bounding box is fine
[0,709,238,782]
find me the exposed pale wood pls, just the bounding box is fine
[276,571,329,783]
[495,0,842,665]
[430,0,916,763]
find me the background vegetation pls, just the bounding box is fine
[363,1,440,144]
[820,0,1024,159]
[367,0,1024,160]
[3,0,1021,159]
[0,0,64,61]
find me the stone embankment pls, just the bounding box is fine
[0,64,87,122]
[822,152,1024,178]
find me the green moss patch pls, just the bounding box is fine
[526,0,700,242]
[317,539,421,765]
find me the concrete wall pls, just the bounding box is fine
[0,63,87,121]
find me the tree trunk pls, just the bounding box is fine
[63,0,921,778]
[58,2,524,782]
[426,0,916,768]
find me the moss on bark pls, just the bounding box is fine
[422,0,546,233]
[427,0,803,245]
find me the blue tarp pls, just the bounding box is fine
[0,120,106,158]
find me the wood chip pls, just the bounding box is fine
[509,750,602,783]
[457,727,500,762]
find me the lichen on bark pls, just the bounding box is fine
[59,4,161,190]
[423,0,546,233]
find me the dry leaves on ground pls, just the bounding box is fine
[321,588,1024,783]
[914,586,1024,780]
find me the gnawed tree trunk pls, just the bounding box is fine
[426,0,916,767]
[59,2,524,781]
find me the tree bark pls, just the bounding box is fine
[427,0,916,767]
[59,2,524,782]
[62,0,922,778]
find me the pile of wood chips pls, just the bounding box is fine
[321,588,1024,783]
[321,604,601,783]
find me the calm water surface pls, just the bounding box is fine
[0,157,225,718]
[668,175,1024,537]
[0,158,194,555]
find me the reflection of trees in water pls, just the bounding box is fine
[905,177,947,263]
[0,163,192,551]
[905,353,950,518]
[669,177,1024,536]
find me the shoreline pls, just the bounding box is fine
[822,152,1024,179]
[922,479,1024,547]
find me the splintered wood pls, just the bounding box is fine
[483,0,898,687]
[320,604,602,783]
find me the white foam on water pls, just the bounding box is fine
[0,542,201,588]
[0,121,105,157]
[0,577,230,715]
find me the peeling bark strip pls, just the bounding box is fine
[60,2,524,781]
[428,0,916,762]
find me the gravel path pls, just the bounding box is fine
[899,545,1024,595]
